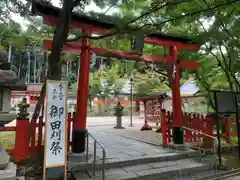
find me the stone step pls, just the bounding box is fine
[0,162,17,180]
[69,150,201,171]
[68,152,93,163]
[191,168,240,180]
[71,157,217,180]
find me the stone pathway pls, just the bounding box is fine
[90,124,162,146]
[87,126,171,162]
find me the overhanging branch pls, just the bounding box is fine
[67,0,239,42]
[71,0,81,9]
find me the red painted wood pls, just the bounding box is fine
[161,111,167,146]
[0,126,16,132]
[44,15,108,33]
[144,37,200,51]
[170,46,182,127]
[43,39,82,53]
[30,119,37,158]
[37,116,43,153]
[67,113,72,153]
[74,36,91,130]
[14,119,29,162]
[91,46,173,63]
[179,61,200,69]
[43,40,200,68]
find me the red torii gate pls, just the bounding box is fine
[33,1,201,153]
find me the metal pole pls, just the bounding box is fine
[86,133,89,162]
[27,50,31,84]
[34,46,37,84]
[45,51,48,77]
[214,91,222,166]
[235,95,240,161]
[8,45,11,63]
[18,54,22,78]
[130,77,133,127]
[93,141,97,176]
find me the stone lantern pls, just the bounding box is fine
[0,50,26,179]
[114,101,124,129]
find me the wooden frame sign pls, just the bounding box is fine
[43,80,68,180]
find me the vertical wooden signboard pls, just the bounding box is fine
[43,80,68,180]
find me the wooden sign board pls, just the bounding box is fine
[43,80,68,180]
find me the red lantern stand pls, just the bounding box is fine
[33,1,201,153]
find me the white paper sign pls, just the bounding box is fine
[45,81,68,167]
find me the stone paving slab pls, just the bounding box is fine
[87,127,170,163]
[88,124,162,146]
[74,158,209,180]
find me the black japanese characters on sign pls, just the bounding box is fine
[52,84,65,101]
[48,83,66,156]
[49,105,64,119]
[58,84,64,100]
[52,88,58,100]
[50,142,62,156]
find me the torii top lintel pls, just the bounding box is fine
[32,1,200,51]
[43,39,200,69]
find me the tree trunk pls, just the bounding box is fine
[48,0,74,80]
[31,0,74,117]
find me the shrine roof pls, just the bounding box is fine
[135,92,168,101]
[32,1,117,30]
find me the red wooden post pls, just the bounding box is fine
[14,118,30,162]
[161,110,167,146]
[37,116,43,153]
[196,114,202,142]
[192,114,197,142]
[201,115,214,148]
[170,46,183,144]
[189,113,194,142]
[67,112,72,152]
[166,111,172,144]
[183,113,189,142]
[156,99,163,133]
[30,117,37,158]
[225,118,231,144]
[72,30,91,153]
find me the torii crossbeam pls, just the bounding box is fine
[33,1,201,154]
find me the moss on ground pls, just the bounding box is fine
[0,131,15,149]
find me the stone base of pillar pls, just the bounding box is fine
[173,126,184,144]
[141,122,152,131]
[114,126,125,129]
[72,129,87,153]
[0,147,16,180]
[0,162,17,180]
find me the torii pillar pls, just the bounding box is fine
[144,35,200,145]
[72,32,91,153]
[170,46,183,144]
